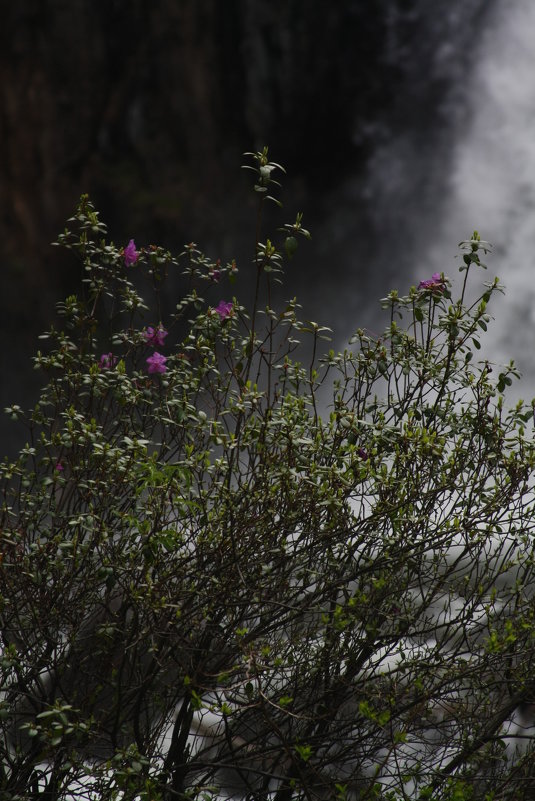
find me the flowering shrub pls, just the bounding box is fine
[99,351,118,370]
[143,325,168,348]
[146,351,168,374]
[2,150,535,800]
[213,300,233,320]
[124,238,140,267]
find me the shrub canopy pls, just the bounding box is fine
[2,151,535,800]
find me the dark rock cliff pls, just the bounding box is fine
[0,0,490,454]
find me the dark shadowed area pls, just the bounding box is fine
[0,1,493,456]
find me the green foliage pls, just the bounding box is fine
[2,152,535,800]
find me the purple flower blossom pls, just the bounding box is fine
[357,448,369,460]
[55,462,64,472]
[214,300,233,320]
[124,239,139,266]
[418,272,444,291]
[99,352,118,370]
[146,351,167,374]
[143,325,168,347]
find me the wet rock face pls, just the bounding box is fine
[0,0,489,263]
[0,0,490,454]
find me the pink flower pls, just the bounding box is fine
[214,300,233,320]
[418,272,445,291]
[55,462,64,472]
[99,352,118,370]
[146,351,167,374]
[143,325,168,347]
[124,239,139,266]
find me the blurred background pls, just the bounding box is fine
[3,0,535,457]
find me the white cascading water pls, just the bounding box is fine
[335,1,535,406]
[409,0,535,402]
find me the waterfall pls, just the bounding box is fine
[330,2,535,406]
[410,1,535,400]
